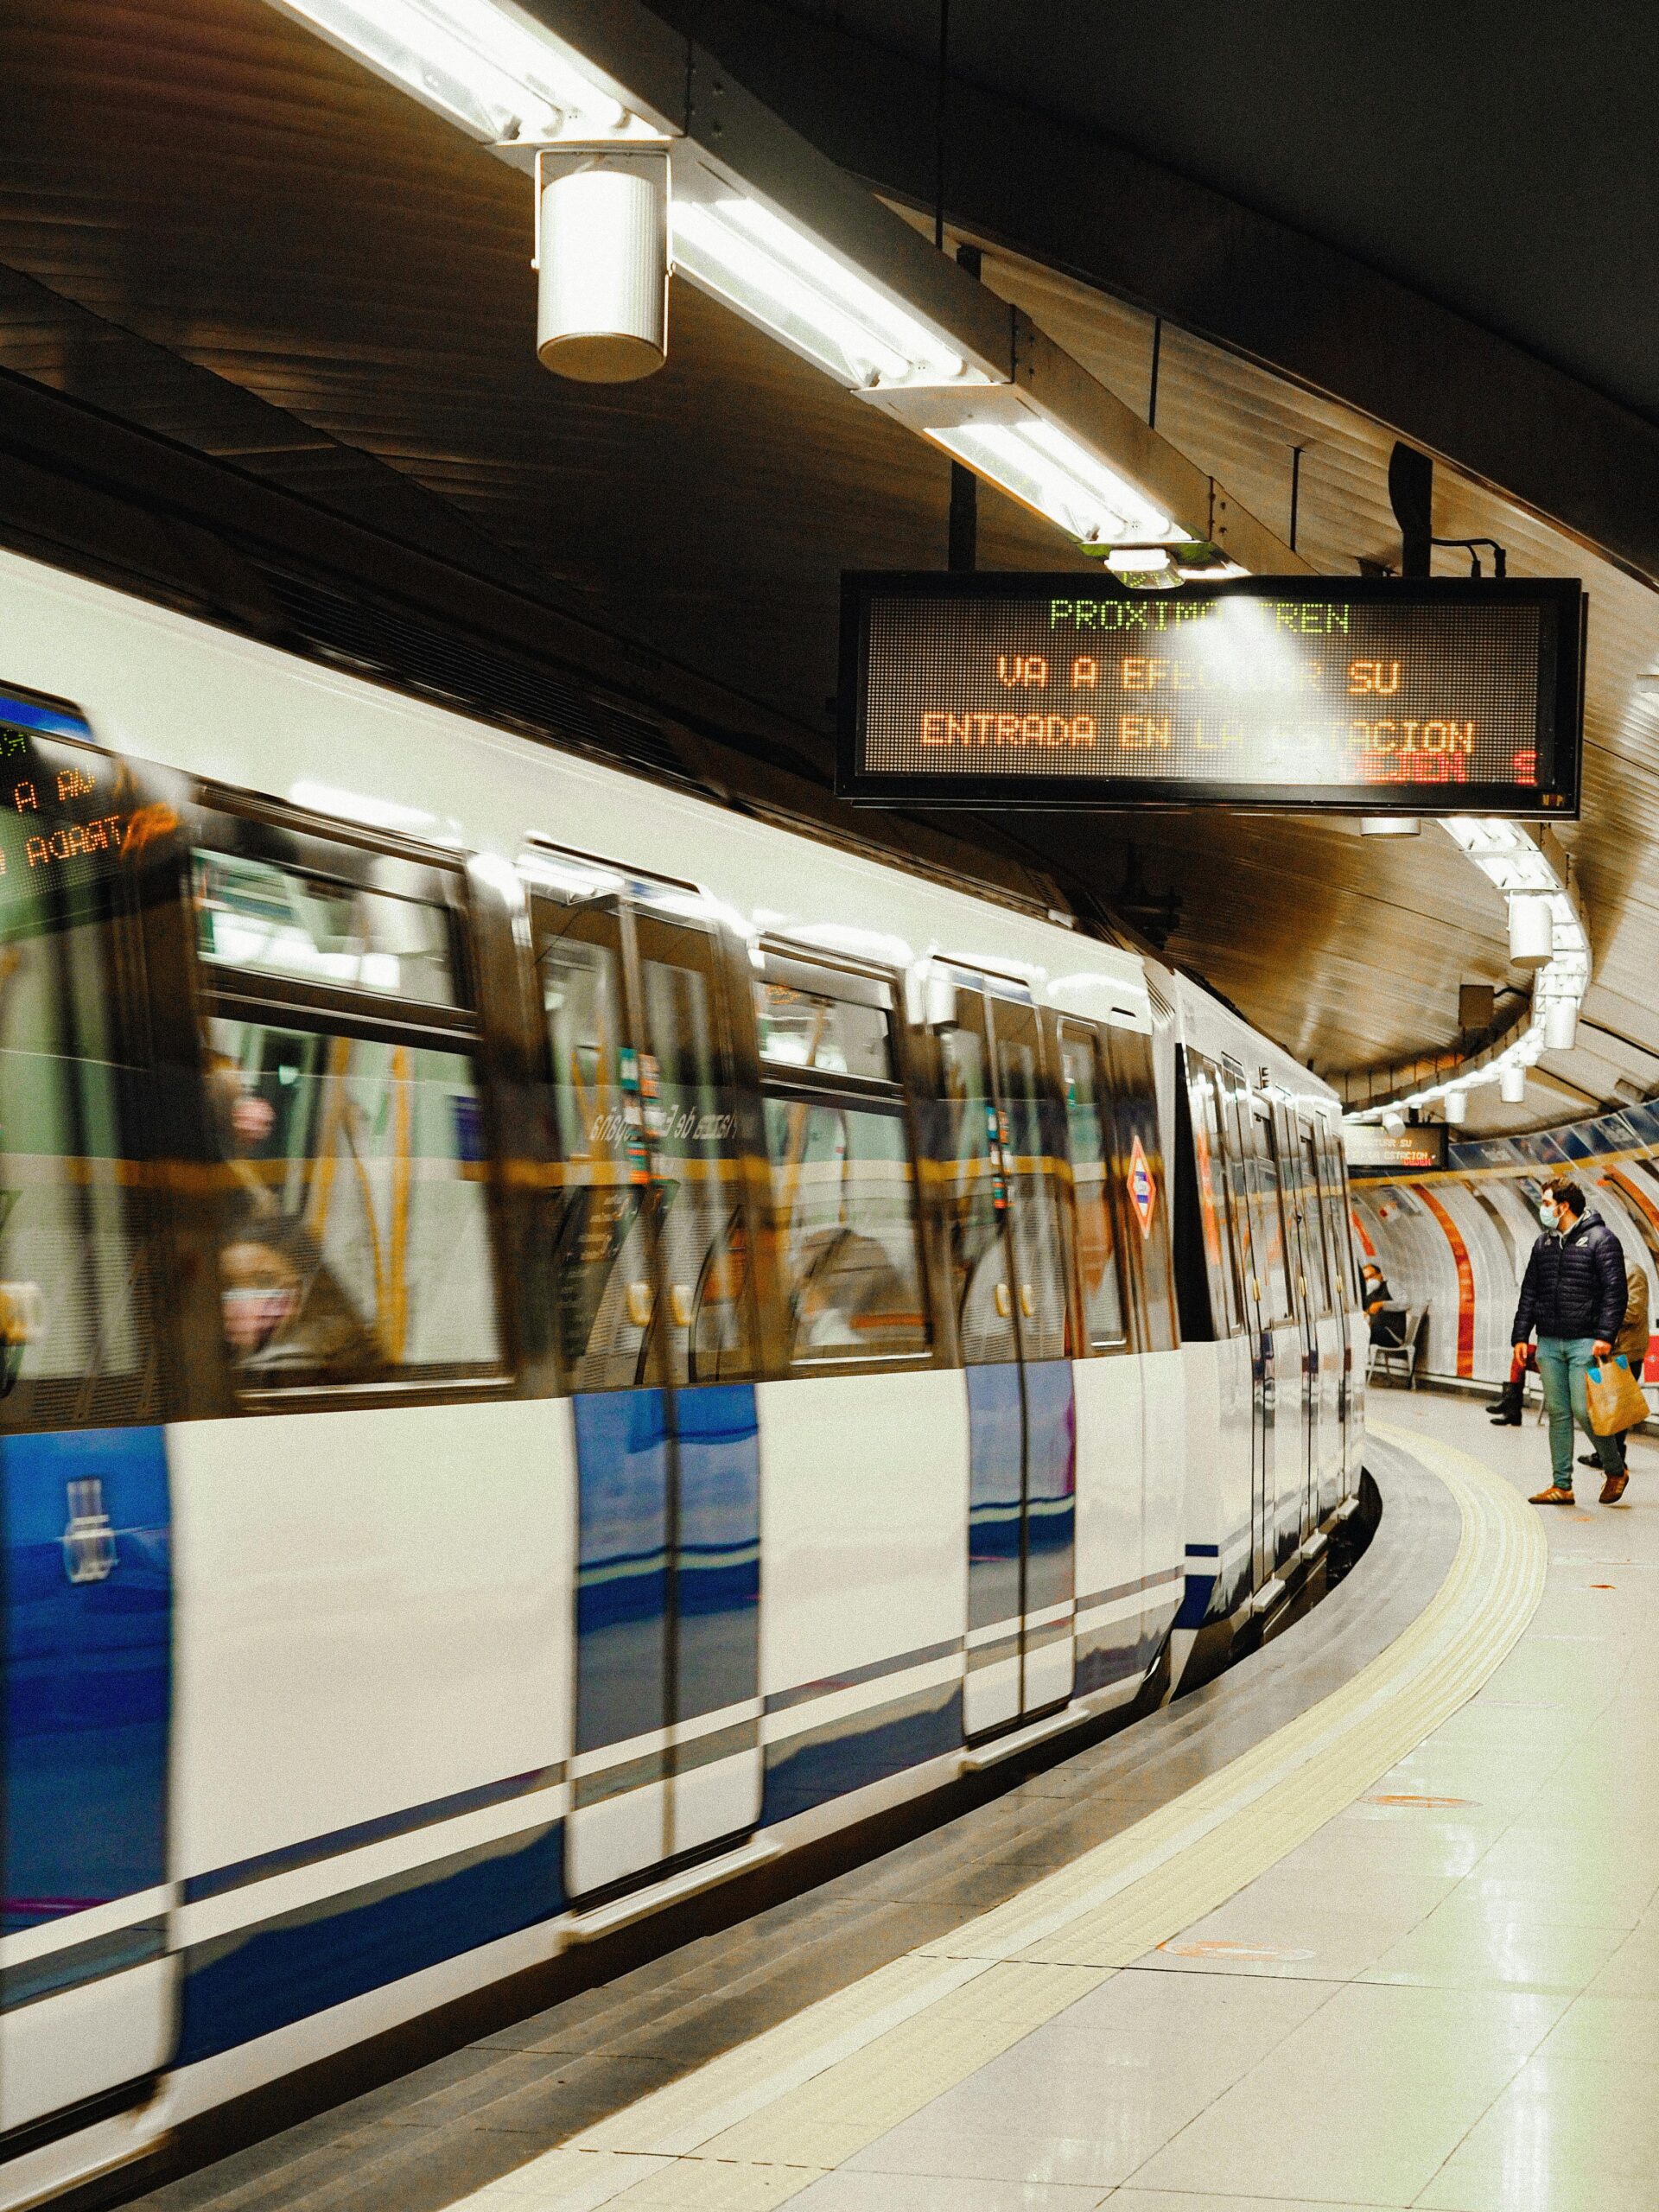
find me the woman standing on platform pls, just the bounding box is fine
[1576,1259,1649,1494]
[1510,1176,1630,1505]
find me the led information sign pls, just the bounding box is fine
[1343,1122,1449,1173]
[0,686,134,908]
[837,575,1583,815]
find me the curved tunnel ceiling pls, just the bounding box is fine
[0,1,1656,1134]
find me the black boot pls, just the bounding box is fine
[1489,1378,1524,1426]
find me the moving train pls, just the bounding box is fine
[0,537,1365,2207]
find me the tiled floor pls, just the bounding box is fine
[136,1394,1659,2212]
[827,1396,1659,2212]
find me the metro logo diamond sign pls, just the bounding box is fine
[837,573,1584,816]
[1128,1134,1156,1240]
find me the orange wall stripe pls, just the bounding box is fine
[1416,1185,1476,1379]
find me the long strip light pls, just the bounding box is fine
[671,197,966,391]
[1347,817,1590,1129]
[270,0,632,142]
[923,417,1173,546]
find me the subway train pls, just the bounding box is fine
[0,538,1366,2208]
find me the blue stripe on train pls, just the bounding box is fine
[175,1821,567,2066]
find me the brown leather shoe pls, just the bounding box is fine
[1601,1471,1630,1504]
[1529,1484,1577,1505]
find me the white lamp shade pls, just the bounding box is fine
[538,157,668,382]
[1382,1109,1405,1131]
[1444,1090,1468,1125]
[1508,894,1554,969]
[1543,1000,1579,1052]
[1500,1063,1528,1105]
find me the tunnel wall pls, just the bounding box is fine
[1351,1104,1659,1398]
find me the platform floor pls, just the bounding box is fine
[137,1395,1659,2212]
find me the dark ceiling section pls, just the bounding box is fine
[736,0,1659,424]
[668,0,1659,591]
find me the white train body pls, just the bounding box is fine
[0,543,1364,2206]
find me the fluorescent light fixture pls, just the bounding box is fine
[923,418,1173,546]
[671,195,966,391]
[269,0,628,143]
[289,779,439,835]
[1361,817,1421,837]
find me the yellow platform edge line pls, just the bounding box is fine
[469,1421,1548,2212]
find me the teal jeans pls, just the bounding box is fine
[1535,1335,1623,1488]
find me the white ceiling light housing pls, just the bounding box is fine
[1443,1090,1468,1125]
[1508,892,1555,969]
[537,150,668,381]
[1500,1062,1528,1105]
[1543,999,1579,1052]
[1360,817,1421,837]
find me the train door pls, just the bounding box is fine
[1217,1079,1273,1586]
[1281,1117,1329,1537]
[935,970,1075,1738]
[1300,1122,1345,1520]
[0,702,179,2148]
[1251,1106,1304,1566]
[537,889,762,1900]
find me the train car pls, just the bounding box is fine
[0,538,1364,2208]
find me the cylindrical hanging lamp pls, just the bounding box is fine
[1444,1090,1468,1125]
[1500,1062,1528,1105]
[1508,894,1554,970]
[537,152,669,382]
[1543,1000,1579,1052]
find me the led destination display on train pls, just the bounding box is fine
[837,575,1584,815]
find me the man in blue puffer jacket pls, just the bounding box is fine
[1511,1176,1629,1505]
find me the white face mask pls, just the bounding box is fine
[1538,1203,1559,1230]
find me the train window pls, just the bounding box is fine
[937,1011,1018,1363]
[537,898,756,1389]
[194,815,502,1394]
[0,716,161,1428]
[541,909,656,1391]
[638,919,756,1385]
[758,957,927,1365]
[194,849,458,1006]
[1104,1023,1179,1353]
[994,1005,1069,1362]
[1058,1022,1126,1347]
[204,1016,498,1385]
[756,969,893,1081]
[1296,1126,1334,1318]
[1246,1109,1294,1325]
[1187,1054,1243,1337]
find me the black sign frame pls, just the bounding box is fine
[1343,1122,1450,1173]
[836,573,1585,816]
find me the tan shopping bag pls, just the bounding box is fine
[1586,1355,1649,1436]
